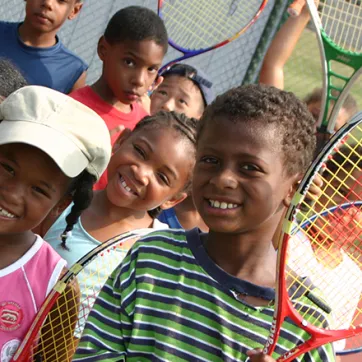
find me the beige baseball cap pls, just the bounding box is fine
[0,86,111,180]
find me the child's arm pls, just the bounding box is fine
[69,71,87,93]
[259,3,311,89]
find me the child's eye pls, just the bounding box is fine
[240,164,260,172]
[158,173,169,186]
[157,90,167,96]
[134,144,146,159]
[148,66,158,73]
[124,59,135,67]
[179,99,188,106]
[32,186,49,198]
[200,156,218,164]
[0,163,15,175]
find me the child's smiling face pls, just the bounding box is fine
[0,143,72,235]
[192,119,298,235]
[106,126,195,212]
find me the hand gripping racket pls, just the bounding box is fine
[10,229,153,362]
[264,111,362,361]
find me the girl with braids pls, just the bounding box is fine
[45,110,197,267]
[0,86,111,361]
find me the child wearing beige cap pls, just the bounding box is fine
[0,86,111,362]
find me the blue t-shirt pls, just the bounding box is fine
[0,22,88,93]
[157,207,183,229]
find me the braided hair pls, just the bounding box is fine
[133,111,198,218]
[60,171,96,250]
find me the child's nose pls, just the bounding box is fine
[131,70,146,88]
[2,181,25,205]
[210,169,238,189]
[41,0,54,9]
[162,99,174,112]
[131,165,150,187]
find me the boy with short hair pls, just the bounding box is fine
[71,6,168,190]
[71,6,167,142]
[0,0,86,94]
[150,63,214,118]
[73,84,335,362]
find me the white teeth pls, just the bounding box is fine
[209,200,238,209]
[120,176,136,195]
[0,207,16,218]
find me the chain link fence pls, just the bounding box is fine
[0,0,285,97]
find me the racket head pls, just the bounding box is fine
[265,112,362,360]
[11,229,152,362]
[305,0,362,134]
[158,0,268,63]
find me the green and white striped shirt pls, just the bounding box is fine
[74,229,335,362]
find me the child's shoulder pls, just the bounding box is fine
[56,40,87,69]
[0,21,18,32]
[134,228,189,251]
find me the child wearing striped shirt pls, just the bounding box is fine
[73,84,336,362]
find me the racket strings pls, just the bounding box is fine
[22,242,136,361]
[161,0,264,50]
[318,0,362,52]
[285,124,362,349]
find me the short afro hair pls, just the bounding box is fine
[104,6,168,54]
[0,58,28,98]
[198,84,316,176]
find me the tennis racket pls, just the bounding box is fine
[264,111,362,361]
[305,0,362,144]
[157,0,268,73]
[297,202,362,356]
[10,228,153,362]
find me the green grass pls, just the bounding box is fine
[283,29,362,109]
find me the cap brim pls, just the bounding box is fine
[0,120,88,178]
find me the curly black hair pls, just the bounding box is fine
[198,84,316,176]
[104,6,168,54]
[133,111,198,218]
[0,58,28,98]
[60,171,96,249]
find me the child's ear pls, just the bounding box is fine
[282,173,302,208]
[159,192,188,211]
[68,2,83,20]
[112,128,132,153]
[97,36,108,61]
[151,75,164,91]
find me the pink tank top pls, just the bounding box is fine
[0,236,66,362]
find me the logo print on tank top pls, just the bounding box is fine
[0,302,23,332]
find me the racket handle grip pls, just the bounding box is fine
[287,0,306,17]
